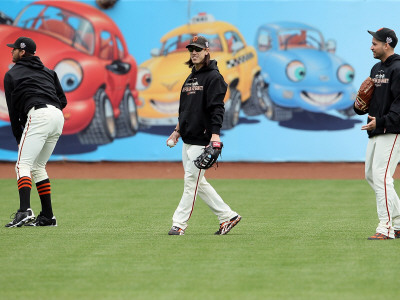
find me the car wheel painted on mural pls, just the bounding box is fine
[115,87,139,137]
[136,13,262,129]
[255,22,357,122]
[222,88,241,130]
[264,88,293,121]
[0,1,139,145]
[78,88,116,145]
[242,73,269,116]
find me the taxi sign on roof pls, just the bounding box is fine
[190,13,215,24]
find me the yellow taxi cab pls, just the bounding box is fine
[136,13,268,129]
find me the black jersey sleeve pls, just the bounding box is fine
[378,67,400,131]
[53,72,67,109]
[206,74,227,135]
[4,73,23,144]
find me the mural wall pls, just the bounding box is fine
[0,0,393,161]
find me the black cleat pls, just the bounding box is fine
[25,212,57,227]
[215,215,241,235]
[5,209,35,228]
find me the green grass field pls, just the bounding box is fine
[0,178,399,300]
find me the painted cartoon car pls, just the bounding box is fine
[255,22,356,121]
[137,13,268,130]
[0,0,139,145]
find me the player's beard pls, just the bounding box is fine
[373,48,386,61]
[12,52,21,63]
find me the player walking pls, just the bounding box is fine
[167,36,241,235]
[354,28,400,239]
[4,37,67,227]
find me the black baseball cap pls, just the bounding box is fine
[186,35,209,49]
[368,28,398,48]
[6,37,36,54]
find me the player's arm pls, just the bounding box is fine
[54,72,67,109]
[4,73,23,144]
[377,69,400,130]
[167,123,180,146]
[206,76,226,137]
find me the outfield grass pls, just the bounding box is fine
[0,178,399,300]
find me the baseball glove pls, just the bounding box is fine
[355,77,375,112]
[194,141,223,170]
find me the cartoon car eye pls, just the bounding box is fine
[286,60,306,82]
[337,64,355,84]
[136,67,152,90]
[54,59,83,92]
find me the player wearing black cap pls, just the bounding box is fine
[4,37,67,227]
[354,28,400,239]
[166,35,241,236]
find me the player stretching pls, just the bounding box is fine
[166,36,241,236]
[354,28,400,240]
[4,37,67,227]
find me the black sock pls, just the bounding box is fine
[18,177,32,211]
[36,178,53,218]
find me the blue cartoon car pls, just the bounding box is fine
[255,22,356,121]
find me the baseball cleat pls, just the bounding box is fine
[367,233,393,240]
[215,214,241,235]
[5,208,35,228]
[395,230,400,239]
[25,212,57,227]
[168,226,185,235]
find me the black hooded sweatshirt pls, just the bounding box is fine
[178,59,227,146]
[354,54,400,137]
[4,55,67,144]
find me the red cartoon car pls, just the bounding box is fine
[0,0,139,145]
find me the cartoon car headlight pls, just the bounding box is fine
[136,67,152,90]
[286,60,306,82]
[337,64,355,84]
[54,59,83,92]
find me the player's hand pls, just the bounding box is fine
[167,130,180,145]
[210,134,220,143]
[361,115,376,131]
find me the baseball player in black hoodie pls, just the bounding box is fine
[167,36,241,235]
[4,37,67,227]
[354,28,400,239]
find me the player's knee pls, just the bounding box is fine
[15,163,30,178]
[372,173,385,184]
[365,172,373,183]
[31,167,48,183]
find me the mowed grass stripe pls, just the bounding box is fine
[0,179,398,300]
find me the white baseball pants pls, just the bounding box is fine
[16,105,64,183]
[365,133,400,238]
[172,143,237,230]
